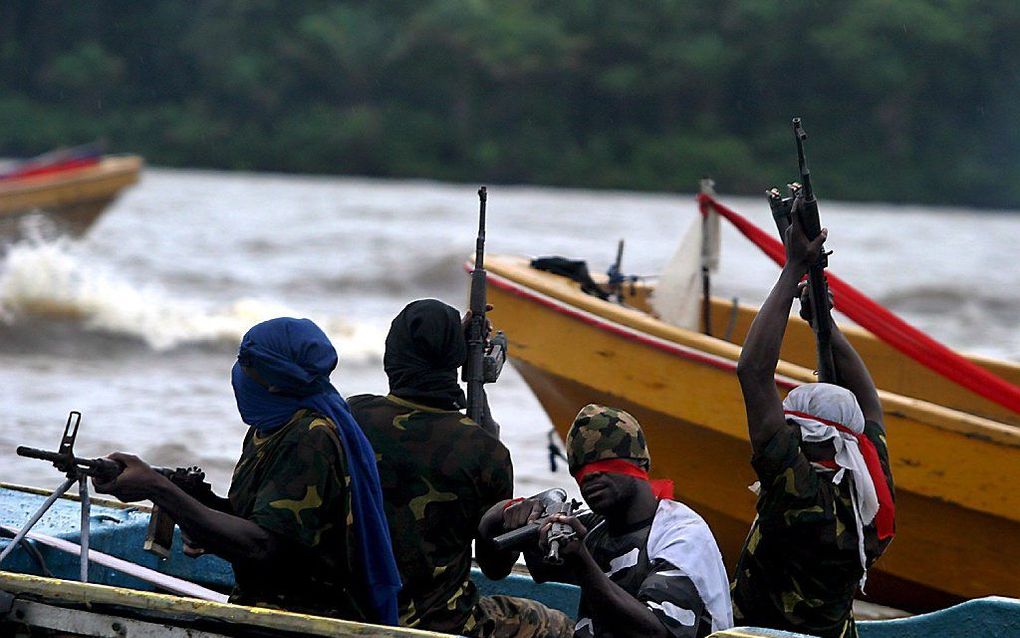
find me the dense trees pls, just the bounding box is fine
[2,1,1018,207]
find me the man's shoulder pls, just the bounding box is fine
[347,393,386,412]
[271,411,345,463]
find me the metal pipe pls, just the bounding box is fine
[0,477,76,565]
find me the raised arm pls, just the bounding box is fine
[830,323,883,428]
[796,288,883,428]
[736,209,827,454]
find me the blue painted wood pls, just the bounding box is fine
[4,486,1019,637]
[473,570,581,617]
[859,596,1020,638]
[1,486,578,614]
[1,487,233,591]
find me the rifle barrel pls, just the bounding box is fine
[465,187,489,425]
[792,118,813,198]
[491,523,540,551]
[475,187,487,271]
[16,446,121,480]
[790,118,837,384]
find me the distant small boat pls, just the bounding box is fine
[0,145,142,239]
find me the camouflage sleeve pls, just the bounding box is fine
[476,435,514,515]
[864,420,894,498]
[751,425,824,528]
[636,558,708,638]
[749,422,801,484]
[246,421,349,550]
[863,420,895,559]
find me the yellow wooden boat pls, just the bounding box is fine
[0,154,142,238]
[481,253,1020,612]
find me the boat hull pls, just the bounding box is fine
[3,482,1019,636]
[483,255,1020,611]
[0,155,142,238]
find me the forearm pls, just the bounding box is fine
[574,551,667,638]
[475,500,518,579]
[479,388,500,437]
[738,264,803,380]
[149,476,277,564]
[737,264,805,452]
[831,326,883,424]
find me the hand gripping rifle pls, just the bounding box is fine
[143,466,216,558]
[490,488,583,565]
[9,411,215,562]
[767,119,838,383]
[464,186,508,431]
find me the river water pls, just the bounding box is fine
[1,168,1018,496]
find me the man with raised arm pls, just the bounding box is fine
[493,404,733,638]
[349,299,573,638]
[731,211,896,638]
[94,317,401,624]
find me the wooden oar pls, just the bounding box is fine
[0,524,228,602]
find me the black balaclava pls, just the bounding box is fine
[384,299,467,409]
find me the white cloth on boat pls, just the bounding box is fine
[652,214,704,330]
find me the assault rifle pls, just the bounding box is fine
[491,488,583,565]
[767,118,838,383]
[143,466,218,558]
[464,186,508,432]
[15,412,217,559]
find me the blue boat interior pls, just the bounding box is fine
[2,486,1018,637]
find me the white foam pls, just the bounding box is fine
[0,238,386,359]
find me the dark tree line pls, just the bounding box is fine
[2,1,1018,208]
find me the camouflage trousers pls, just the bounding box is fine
[464,595,574,638]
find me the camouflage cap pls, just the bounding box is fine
[566,404,650,475]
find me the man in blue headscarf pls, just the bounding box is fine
[94,317,401,624]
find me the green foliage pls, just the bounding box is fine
[0,0,1017,207]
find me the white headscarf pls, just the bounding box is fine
[782,383,876,588]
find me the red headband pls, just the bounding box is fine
[572,458,675,500]
[785,410,895,541]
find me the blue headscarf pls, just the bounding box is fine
[231,317,400,625]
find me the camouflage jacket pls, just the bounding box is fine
[228,409,366,620]
[348,393,514,634]
[730,420,895,638]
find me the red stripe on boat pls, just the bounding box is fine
[470,262,801,390]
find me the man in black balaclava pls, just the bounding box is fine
[349,299,572,637]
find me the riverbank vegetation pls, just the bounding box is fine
[2,1,1017,208]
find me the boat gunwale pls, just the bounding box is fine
[0,155,142,192]
[480,256,1020,448]
[0,482,151,512]
[0,571,448,638]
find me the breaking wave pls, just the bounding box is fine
[0,238,387,361]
